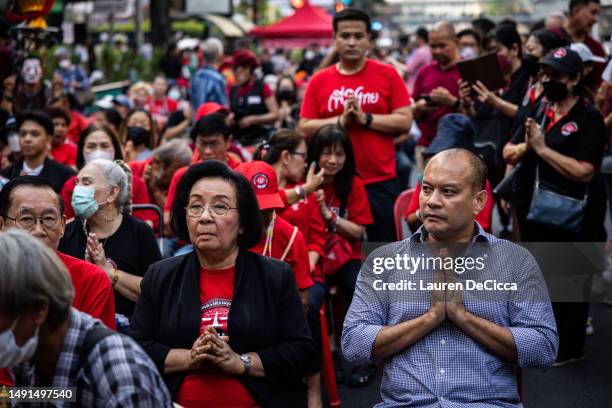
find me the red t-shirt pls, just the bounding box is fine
[322,177,373,260]
[66,110,91,145]
[57,251,116,329]
[164,156,241,214]
[128,157,153,179]
[249,215,313,290]
[61,174,155,227]
[278,182,326,282]
[147,96,178,130]
[412,61,461,147]
[176,266,260,408]
[404,180,494,233]
[50,142,77,167]
[300,59,411,184]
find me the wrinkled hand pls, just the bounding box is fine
[525,118,546,154]
[192,326,242,375]
[430,87,457,107]
[86,233,107,269]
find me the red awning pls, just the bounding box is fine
[250,2,333,40]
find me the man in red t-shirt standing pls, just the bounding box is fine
[299,8,412,244]
[412,21,462,171]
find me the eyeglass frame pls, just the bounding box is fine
[4,209,63,230]
[184,203,239,218]
[291,151,307,160]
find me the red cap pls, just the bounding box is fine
[232,49,259,69]
[195,102,228,121]
[235,161,284,210]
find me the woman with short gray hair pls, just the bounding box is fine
[59,160,161,328]
[0,229,173,406]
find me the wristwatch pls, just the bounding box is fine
[363,113,373,128]
[240,353,251,376]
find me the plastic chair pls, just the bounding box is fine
[393,188,415,241]
[132,204,165,257]
[320,304,341,407]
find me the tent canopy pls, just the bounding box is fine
[250,2,333,40]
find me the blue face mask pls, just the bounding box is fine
[72,186,99,219]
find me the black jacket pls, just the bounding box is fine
[129,250,317,407]
[0,157,75,193]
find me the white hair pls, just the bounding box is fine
[202,38,224,63]
[85,159,132,213]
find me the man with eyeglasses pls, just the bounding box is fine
[163,112,241,253]
[0,176,116,330]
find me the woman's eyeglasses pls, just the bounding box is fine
[185,204,238,218]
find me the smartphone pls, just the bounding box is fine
[418,95,437,106]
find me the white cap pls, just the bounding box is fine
[570,43,606,63]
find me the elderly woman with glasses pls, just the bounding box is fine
[129,160,317,407]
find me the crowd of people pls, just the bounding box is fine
[0,0,611,406]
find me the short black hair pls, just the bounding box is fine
[457,28,482,45]
[495,24,522,57]
[333,8,371,34]
[46,107,71,126]
[190,112,230,142]
[443,148,487,192]
[569,0,600,14]
[101,108,123,130]
[17,111,54,136]
[416,28,428,43]
[0,176,64,217]
[471,18,496,36]
[171,160,262,249]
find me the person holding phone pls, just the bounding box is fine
[412,21,462,172]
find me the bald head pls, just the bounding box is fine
[432,21,456,38]
[428,148,487,192]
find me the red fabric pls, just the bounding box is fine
[544,106,570,132]
[176,266,260,408]
[322,177,373,260]
[280,182,327,282]
[0,369,12,386]
[404,181,494,233]
[128,157,153,179]
[61,175,155,228]
[50,142,77,167]
[412,61,461,147]
[236,79,273,99]
[300,59,411,184]
[147,97,177,117]
[250,3,332,39]
[57,251,116,329]
[66,110,91,145]
[249,215,313,289]
[164,156,241,213]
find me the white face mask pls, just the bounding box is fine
[22,59,42,85]
[7,132,20,152]
[59,59,71,70]
[460,46,478,60]
[168,89,181,101]
[0,318,39,368]
[84,149,114,164]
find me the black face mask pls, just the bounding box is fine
[127,126,151,147]
[521,54,540,77]
[542,80,569,102]
[277,90,296,103]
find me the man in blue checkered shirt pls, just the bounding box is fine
[342,149,559,407]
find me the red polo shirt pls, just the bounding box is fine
[412,61,461,147]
